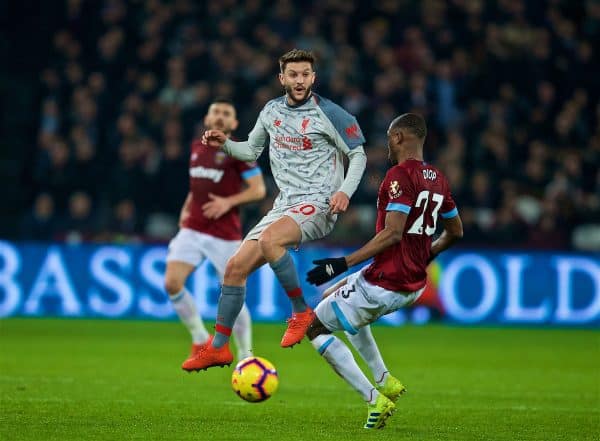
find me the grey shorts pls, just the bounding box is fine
[245,202,337,243]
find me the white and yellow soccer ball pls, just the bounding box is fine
[231,356,279,403]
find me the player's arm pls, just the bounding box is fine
[202,172,266,220]
[179,192,192,227]
[203,114,268,162]
[318,101,367,214]
[330,146,367,214]
[346,211,406,266]
[306,211,407,286]
[429,214,463,261]
[321,277,348,299]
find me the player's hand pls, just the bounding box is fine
[306,257,348,286]
[202,130,227,148]
[329,191,350,214]
[202,193,232,219]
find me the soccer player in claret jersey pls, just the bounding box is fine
[164,99,266,369]
[182,49,367,371]
[305,113,463,429]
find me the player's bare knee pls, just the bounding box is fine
[257,231,274,255]
[164,277,184,296]
[258,231,288,262]
[306,317,330,340]
[224,256,249,285]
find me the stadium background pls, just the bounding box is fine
[1,0,598,249]
[0,1,598,440]
[0,0,597,325]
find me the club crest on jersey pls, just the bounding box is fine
[389,180,402,199]
[274,119,282,127]
[215,151,227,165]
[191,152,198,161]
[300,118,310,134]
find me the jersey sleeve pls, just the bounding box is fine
[384,168,416,214]
[440,180,458,219]
[235,160,262,181]
[223,109,268,161]
[248,109,269,152]
[189,140,201,166]
[317,97,366,151]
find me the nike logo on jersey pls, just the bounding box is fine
[190,166,224,183]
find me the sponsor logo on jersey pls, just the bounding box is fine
[189,165,224,183]
[274,135,313,150]
[302,136,312,149]
[389,180,403,199]
[345,123,361,139]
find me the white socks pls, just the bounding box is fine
[232,303,253,360]
[311,334,378,403]
[170,288,209,344]
[345,325,389,386]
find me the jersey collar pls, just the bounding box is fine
[284,92,313,108]
[401,158,426,166]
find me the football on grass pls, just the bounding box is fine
[231,356,279,402]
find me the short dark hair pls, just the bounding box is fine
[211,97,235,107]
[279,49,315,72]
[390,113,427,139]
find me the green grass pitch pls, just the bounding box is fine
[1,318,598,440]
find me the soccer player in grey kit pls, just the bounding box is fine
[183,49,367,371]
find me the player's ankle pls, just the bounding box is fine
[367,388,379,405]
[376,371,390,387]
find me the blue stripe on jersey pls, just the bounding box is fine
[331,301,358,335]
[441,207,459,219]
[315,93,365,149]
[317,337,335,355]
[386,202,411,214]
[241,167,261,179]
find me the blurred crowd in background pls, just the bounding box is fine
[18,0,600,250]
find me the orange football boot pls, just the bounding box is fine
[280,307,315,348]
[181,341,233,372]
[181,335,213,369]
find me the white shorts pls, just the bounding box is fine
[245,202,337,243]
[166,228,240,278]
[315,270,425,334]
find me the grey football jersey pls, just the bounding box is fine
[223,93,367,208]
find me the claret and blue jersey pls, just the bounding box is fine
[184,139,262,241]
[364,159,459,293]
